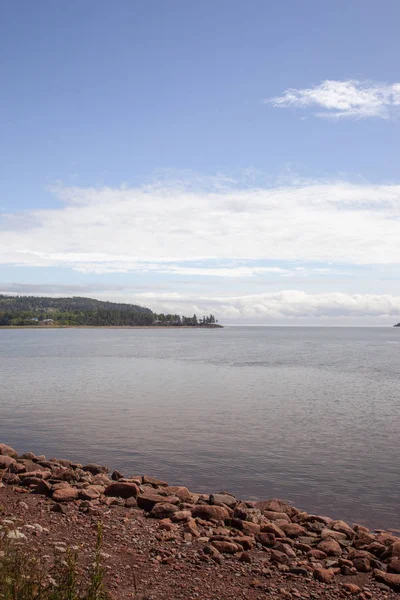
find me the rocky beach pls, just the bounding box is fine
[0,442,399,599]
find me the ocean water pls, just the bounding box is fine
[0,326,399,530]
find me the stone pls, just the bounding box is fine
[255,499,298,518]
[209,493,237,508]
[0,443,18,458]
[270,550,289,564]
[82,464,109,475]
[32,480,52,496]
[352,556,371,572]
[137,493,179,511]
[166,486,192,501]
[388,557,400,573]
[231,536,254,550]
[79,486,100,500]
[150,502,179,519]
[19,470,51,480]
[210,540,240,554]
[233,506,262,523]
[256,532,275,548]
[374,569,400,592]
[274,542,297,558]
[239,551,252,563]
[52,486,79,502]
[260,521,286,538]
[342,583,361,594]
[111,470,123,481]
[321,528,347,541]
[1,473,20,485]
[307,548,327,560]
[0,455,16,469]
[142,475,168,487]
[104,482,139,499]
[192,505,229,522]
[382,540,400,560]
[125,497,137,508]
[171,510,191,522]
[314,567,335,583]
[331,520,355,537]
[280,523,306,538]
[263,510,291,523]
[240,521,260,536]
[317,538,342,556]
[51,503,67,514]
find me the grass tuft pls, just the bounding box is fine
[0,523,110,600]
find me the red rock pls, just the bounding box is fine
[331,520,355,537]
[111,470,123,481]
[263,510,291,522]
[137,493,179,511]
[239,551,252,563]
[32,480,52,496]
[150,502,179,519]
[209,493,237,508]
[166,486,192,501]
[260,521,286,538]
[192,505,229,522]
[52,486,79,502]
[211,540,240,554]
[317,538,342,556]
[142,475,168,487]
[353,532,376,548]
[240,521,260,536]
[231,536,254,550]
[374,569,400,592]
[255,499,299,518]
[321,528,347,541]
[256,532,276,547]
[270,549,289,564]
[0,444,18,458]
[79,486,100,500]
[1,473,20,485]
[82,464,109,475]
[352,556,371,572]
[274,542,296,558]
[104,482,139,499]
[0,455,16,469]
[342,583,361,594]
[280,523,306,538]
[313,567,335,583]
[171,510,191,522]
[382,540,400,560]
[388,557,400,573]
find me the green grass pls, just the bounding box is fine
[0,524,110,600]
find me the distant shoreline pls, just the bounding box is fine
[0,324,223,330]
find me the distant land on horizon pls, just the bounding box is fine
[0,294,221,328]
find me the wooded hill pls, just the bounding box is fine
[0,295,220,327]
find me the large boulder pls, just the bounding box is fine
[374,570,400,592]
[137,493,179,511]
[0,444,18,458]
[0,455,17,470]
[52,486,79,502]
[150,503,180,519]
[192,505,230,522]
[82,464,109,475]
[104,482,139,499]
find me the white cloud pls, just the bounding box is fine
[268,80,400,119]
[124,290,400,322]
[1,178,400,275]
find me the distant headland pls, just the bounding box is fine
[0,294,222,328]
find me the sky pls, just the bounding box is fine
[1,0,400,325]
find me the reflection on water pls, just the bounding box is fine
[0,326,399,530]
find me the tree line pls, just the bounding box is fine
[0,296,220,327]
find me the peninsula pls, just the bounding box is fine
[0,294,222,328]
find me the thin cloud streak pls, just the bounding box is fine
[268,80,400,119]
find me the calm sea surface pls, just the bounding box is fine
[0,327,399,530]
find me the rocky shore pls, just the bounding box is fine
[1,442,399,599]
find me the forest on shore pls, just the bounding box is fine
[0,295,221,327]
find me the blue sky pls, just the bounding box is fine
[1,0,400,324]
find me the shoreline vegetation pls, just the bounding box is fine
[0,294,222,328]
[0,443,399,598]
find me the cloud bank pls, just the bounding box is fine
[268,80,400,119]
[1,178,400,275]
[2,286,400,323]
